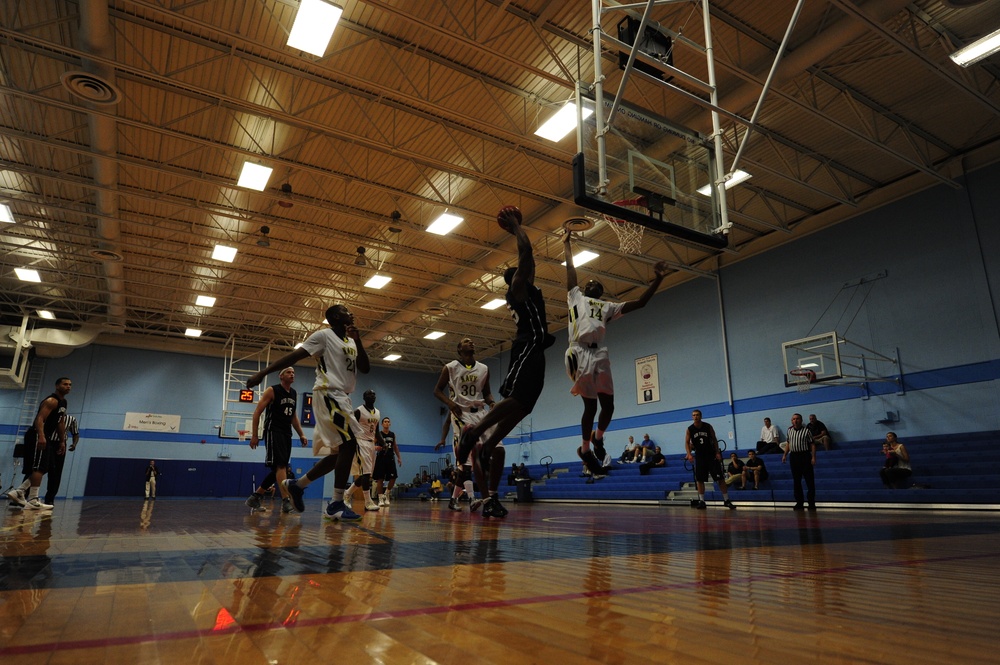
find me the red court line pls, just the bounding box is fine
[2,550,996,656]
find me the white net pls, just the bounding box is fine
[790,369,814,393]
[602,198,647,254]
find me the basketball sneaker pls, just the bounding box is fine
[245,493,265,511]
[363,492,380,511]
[25,497,53,510]
[724,499,737,510]
[448,497,461,511]
[469,497,484,513]
[324,500,362,522]
[483,495,508,519]
[7,488,26,508]
[281,498,294,514]
[282,479,305,512]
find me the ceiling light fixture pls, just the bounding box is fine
[561,250,599,267]
[481,298,506,310]
[355,246,367,266]
[257,225,271,248]
[196,295,216,307]
[424,331,446,340]
[696,169,753,196]
[535,102,593,142]
[0,203,13,223]
[212,244,238,262]
[288,0,344,56]
[38,310,55,320]
[426,212,463,235]
[950,27,1000,67]
[184,328,203,337]
[365,274,392,289]
[237,162,273,191]
[15,268,41,282]
[383,353,402,361]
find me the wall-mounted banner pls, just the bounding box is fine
[635,354,660,405]
[124,412,181,432]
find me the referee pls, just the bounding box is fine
[782,413,817,511]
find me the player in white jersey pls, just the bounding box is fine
[563,230,668,476]
[247,303,369,522]
[343,389,380,512]
[434,337,495,513]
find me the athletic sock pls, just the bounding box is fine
[698,493,705,501]
[296,476,312,489]
[332,488,345,501]
[28,487,39,500]
[463,480,474,497]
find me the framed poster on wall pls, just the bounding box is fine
[635,354,660,405]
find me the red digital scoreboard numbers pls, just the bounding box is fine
[239,389,255,403]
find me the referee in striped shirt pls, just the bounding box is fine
[781,413,816,511]
[44,414,79,504]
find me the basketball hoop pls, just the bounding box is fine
[789,368,817,393]
[237,430,248,443]
[601,197,646,254]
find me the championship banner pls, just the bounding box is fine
[635,354,660,405]
[124,412,181,432]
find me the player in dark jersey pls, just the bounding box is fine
[684,409,736,510]
[8,377,72,510]
[372,417,403,507]
[246,367,308,513]
[456,207,555,518]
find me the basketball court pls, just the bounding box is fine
[2,500,996,662]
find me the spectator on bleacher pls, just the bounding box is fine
[757,417,783,454]
[807,414,832,451]
[640,446,666,475]
[725,452,747,489]
[620,436,637,463]
[411,473,422,486]
[783,413,817,510]
[638,433,657,462]
[508,463,519,485]
[421,470,430,484]
[744,450,769,490]
[880,432,912,489]
[429,475,444,501]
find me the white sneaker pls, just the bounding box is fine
[383,494,391,506]
[25,497,53,510]
[7,489,26,507]
[363,493,380,511]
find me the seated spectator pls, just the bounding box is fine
[807,414,832,451]
[508,463,519,485]
[421,470,430,484]
[620,436,637,463]
[429,475,443,500]
[880,432,912,489]
[637,433,657,463]
[411,473,422,486]
[757,417,783,454]
[639,446,666,475]
[725,452,747,489]
[743,450,769,489]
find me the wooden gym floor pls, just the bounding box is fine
[1,497,996,664]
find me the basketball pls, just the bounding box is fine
[497,205,522,232]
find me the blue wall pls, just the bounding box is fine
[3,162,1000,494]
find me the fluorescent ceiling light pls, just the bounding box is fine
[0,203,13,223]
[383,353,401,361]
[561,250,599,268]
[697,170,752,196]
[426,212,463,235]
[287,0,343,57]
[237,162,273,191]
[38,310,55,320]
[15,268,41,282]
[481,298,506,310]
[212,244,238,262]
[184,328,203,337]
[424,331,446,340]
[534,102,594,142]
[196,295,216,307]
[950,27,1000,67]
[365,274,392,289]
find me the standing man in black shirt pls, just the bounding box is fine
[684,409,736,510]
[246,367,308,513]
[457,206,555,518]
[783,413,817,510]
[8,377,71,510]
[373,417,403,507]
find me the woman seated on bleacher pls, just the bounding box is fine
[879,432,912,489]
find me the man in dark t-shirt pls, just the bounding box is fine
[8,377,71,511]
[246,367,308,513]
[684,409,735,510]
[373,417,403,507]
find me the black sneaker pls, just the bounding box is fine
[592,435,607,462]
[808,504,817,512]
[724,499,736,510]
[282,479,305,512]
[696,500,707,510]
[456,426,476,465]
[486,495,508,518]
[792,503,805,511]
[448,498,461,511]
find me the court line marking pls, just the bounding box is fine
[2,550,996,656]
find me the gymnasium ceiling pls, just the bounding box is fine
[2,0,1000,372]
